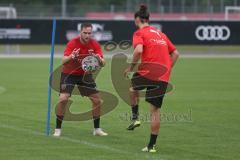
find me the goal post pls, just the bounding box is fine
[225,6,240,20]
[0,6,20,55]
[0,6,17,19]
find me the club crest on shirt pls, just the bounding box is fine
[88,49,94,54]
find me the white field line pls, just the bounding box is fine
[0,86,6,94]
[0,123,128,154]
[0,123,165,159]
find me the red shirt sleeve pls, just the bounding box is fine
[164,34,176,54]
[93,40,103,58]
[64,40,75,56]
[132,31,144,49]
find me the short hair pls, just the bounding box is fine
[134,4,150,23]
[81,23,93,30]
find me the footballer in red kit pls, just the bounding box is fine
[124,5,180,152]
[53,23,108,137]
[62,36,103,75]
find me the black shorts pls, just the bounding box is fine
[131,72,168,108]
[60,73,98,96]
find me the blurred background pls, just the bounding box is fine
[0,0,240,56]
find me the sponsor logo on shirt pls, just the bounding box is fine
[149,38,167,45]
[88,49,94,54]
[150,29,161,37]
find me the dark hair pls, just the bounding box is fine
[134,4,150,22]
[81,23,92,30]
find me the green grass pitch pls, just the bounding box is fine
[0,57,240,160]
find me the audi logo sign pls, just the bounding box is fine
[195,25,231,41]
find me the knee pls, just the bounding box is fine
[59,94,70,102]
[151,110,160,123]
[91,97,102,106]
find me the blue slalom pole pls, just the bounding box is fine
[46,18,56,136]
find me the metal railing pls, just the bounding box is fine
[0,0,239,19]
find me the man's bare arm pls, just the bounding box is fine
[170,49,180,67]
[124,44,143,77]
[130,44,143,70]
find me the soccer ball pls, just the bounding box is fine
[81,55,100,72]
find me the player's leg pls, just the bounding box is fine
[88,93,108,136]
[53,73,74,137]
[53,93,70,136]
[130,87,139,120]
[127,87,141,130]
[142,104,160,153]
[127,72,145,130]
[79,74,108,136]
[142,81,167,152]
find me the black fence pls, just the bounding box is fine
[0,19,240,45]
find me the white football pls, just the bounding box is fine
[81,55,100,72]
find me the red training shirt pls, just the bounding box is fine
[132,26,176,82]
[62,36,103,75]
